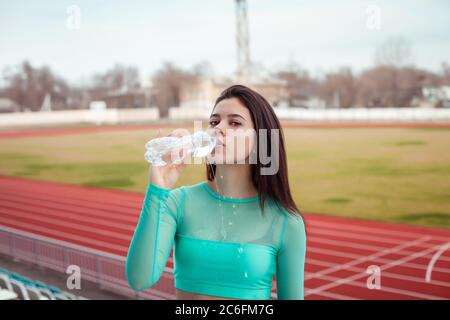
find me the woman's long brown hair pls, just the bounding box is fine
[206,84,303,221]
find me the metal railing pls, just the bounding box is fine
[0,225,175,300]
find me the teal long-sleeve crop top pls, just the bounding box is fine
[126,181,307,300]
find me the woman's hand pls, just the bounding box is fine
[149,128,192,189]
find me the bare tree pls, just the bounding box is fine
[192,60,214,78]
[2,61,69,111]
[319,68,355,108]
[151,62,199,117]
[274,62,318,106]
[355,65,440,107]
[90,64,141,99]
[374,36,413,67]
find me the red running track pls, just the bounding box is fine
[0,175,449,300]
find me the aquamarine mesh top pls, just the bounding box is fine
[126,181,307,300]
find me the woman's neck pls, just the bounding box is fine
[207,164,259,199]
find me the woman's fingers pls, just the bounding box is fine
[155,127,191,139]
[169,128,191,138]
[152,128,193,167]
[169,128,191,164]
[182,148,192,163]
[169,148,191,171]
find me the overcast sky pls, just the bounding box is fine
[1,0,449,85]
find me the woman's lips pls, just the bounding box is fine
[215,138,225,146]
[214,141,225,150]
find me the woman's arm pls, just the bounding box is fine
[276,211,307,300]
[125,183,186,291]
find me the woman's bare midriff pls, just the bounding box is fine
[176,288,238,300]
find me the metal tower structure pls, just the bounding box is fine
[235,0,251,82]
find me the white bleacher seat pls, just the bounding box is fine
[0,274,14,292]
[0,289,18,300]
[38,288,56,300]
[61,291,77,300]
[25,286,49,300]
[54,293,70,300]
[10,279,30,300]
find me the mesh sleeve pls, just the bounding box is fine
[276,211,307,300]
[126,183,186,291]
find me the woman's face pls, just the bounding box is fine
[207,97,256,164]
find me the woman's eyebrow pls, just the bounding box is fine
[210,113,247,121]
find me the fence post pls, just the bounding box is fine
[96,255,101,287]
[9,232,14,257]
[63,247,68,273]
[35,239,40,266]
[10,233,17,262]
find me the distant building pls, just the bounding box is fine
[0,98,20,113]
[100,88,151,109]
[290,97,327,109]
[416,85,450,108]
[251,78,289,107]
[178,76,289,110]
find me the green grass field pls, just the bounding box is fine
[0,126,449,229]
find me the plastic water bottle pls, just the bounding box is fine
[144,130,217,166]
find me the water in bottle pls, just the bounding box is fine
[144,130,217,166]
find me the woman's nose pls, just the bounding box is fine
[206,127,223,140]
[214,124,225,135]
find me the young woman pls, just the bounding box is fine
[126,84,306,300]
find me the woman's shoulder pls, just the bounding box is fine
[280,207,306,234]
[269,200,304,223]
[169,181,205,197]
[173,181,205,193]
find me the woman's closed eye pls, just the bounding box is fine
[209,120,241,127]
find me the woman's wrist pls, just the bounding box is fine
[148,182,172,197]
